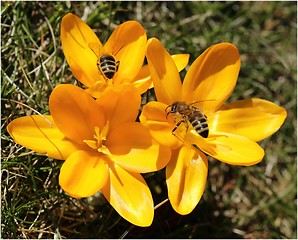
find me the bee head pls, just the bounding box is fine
[165,102,181,118]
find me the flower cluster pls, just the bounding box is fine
[7,13,287,226]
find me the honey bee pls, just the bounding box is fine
[97,54,120,80]
[89,43,120,81]
[165,101,209,138]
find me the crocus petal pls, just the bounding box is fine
[135,54,189,85]
[106,122,171,173]
[146,38,182,104]
[96,84,140,133]
[209,98,287,142]
[171,54,190,72]
[60,13,102,87]
[133,53,190,94]
[182,43,240,114]
[140,101,182,149]
[104,21,147,84]
[166,146,208,215]
[133,64,153,94]
[85,81,110,99]
[101,163,154,227]
[49,84,105,144]
[186,131,264,166]
[7,115,83,160]
[59,150,109,198]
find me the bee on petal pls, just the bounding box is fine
[89,43,120,82]
[166,101,209,138]
[97,54,119,80]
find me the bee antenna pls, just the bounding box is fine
[166,112,170,119]
[165,104,172,112]
[191,99,216,105]
[165,104,172,119]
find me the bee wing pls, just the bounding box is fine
[88,42,101,57]
[191,99,216,105]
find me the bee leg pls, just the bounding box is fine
[172,120,185,134]
[172,120,189,143]
[116,61,120,71]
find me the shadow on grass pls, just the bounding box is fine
[124,200,240,239]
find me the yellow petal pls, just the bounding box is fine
[85,81,109,99]
[146,38,182,104]
[171,54,190,72]
[186,131,264,166]
[166,146,208,215]
[49,84,105,144]
[182,42,240,114]
[133,53,189,94]
[107,122,151,153]
[60,13,102,87]
[101,164,154,227]
[7,115,83,160]
[209,98,287,142]
[96,84,140,133]
[106,122,171,173]
[134,54,190,94]
[140,101,182,149]
[133,78,153,95]
[104,21,147,84]
[133,64,153,94]
[134,64,150,83]
[59,150,109,198]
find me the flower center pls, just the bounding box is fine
[83,121,111,155]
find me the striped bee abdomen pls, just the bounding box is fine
[189,110,209,138]
[97,55,119,80]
